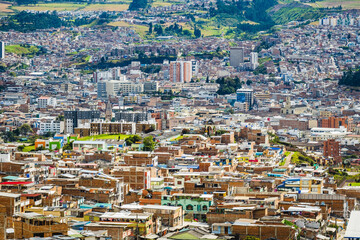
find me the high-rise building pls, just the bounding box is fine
[323,139,341,164]
[230,47,244,67]
[236,88,254,109]
[250,52,259,70]
[64,110,101,133]
[0,42,5,59]
[169,61,192,83]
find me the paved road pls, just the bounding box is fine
[283,152,294,168]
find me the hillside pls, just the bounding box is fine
[268,2,325,25]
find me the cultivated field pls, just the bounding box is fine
[0,2,13,13]
[108,21,148,37]
[308,0,360,9]
[81,3,129,11]
[12,3,86,11]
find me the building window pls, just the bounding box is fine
[186,205,193,211]
[202,205,208,211]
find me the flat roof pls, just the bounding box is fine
[344,211,360,238]
[0,192,21,198]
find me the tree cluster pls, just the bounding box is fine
[216,77,242,95]
[129,0,149,11]
[339,68,360,87]
[0,11,65,32]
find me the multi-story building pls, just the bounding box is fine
[13,213,68,239]
[90,121,136,135]
[323,139,341,164]
[64,110,101,134]
[319,116,353,131]
[230,47,244,67]
[161,193,213,222]
[276,178,323,193]
[37,97,56,109]
[170,61,192,83]
[250,52,258,70]
[115,111,150,122]
[0,42,4,59]
[39,119,64,134]
[112,166,152,190]
[123,152,158,167]
[236,88,254,109]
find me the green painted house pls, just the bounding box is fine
[161,193,213,222]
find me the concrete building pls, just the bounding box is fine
[37,97,56,109]
[236,88,254,109]
[39,119,64,134]
[115,111,150,122]
[323,139,341,164]
[170,61,192,83]
[64,110,101,134]
[0,42,4,59]
[344,211,360,239]
[230,47,244,67]
[250,52,259,70]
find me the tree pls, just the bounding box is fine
[182,129,190,135]
[148,22,153,34]
[246,79,252,85]
[154,24,163,35]
[143,136,155,151]
[128,0,149,10]
[244,237,260,240]
[19,124,32,136]
[56,115,64,121]
[17,145,25,151]
[194,26,201,38]
[125,135,142,146]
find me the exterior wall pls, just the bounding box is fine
[231,224,296,240]
[0,205,6,240]
[13,219,67,239]
[323,139,341,163]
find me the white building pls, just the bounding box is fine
[37,97,56,109]
[39,119,64,134]
[0,42,4,59]
[98,80,144,99]
[250,52,259,70]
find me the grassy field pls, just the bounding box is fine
[79,134,129,141]
[81,3,129,11]
[22,145,35,152]
[348,182,360,186]
[0,2,13,13]
[307,0,360,9]
[12,3,87,11]
[108,21,148,37]
[5,45,39,56]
